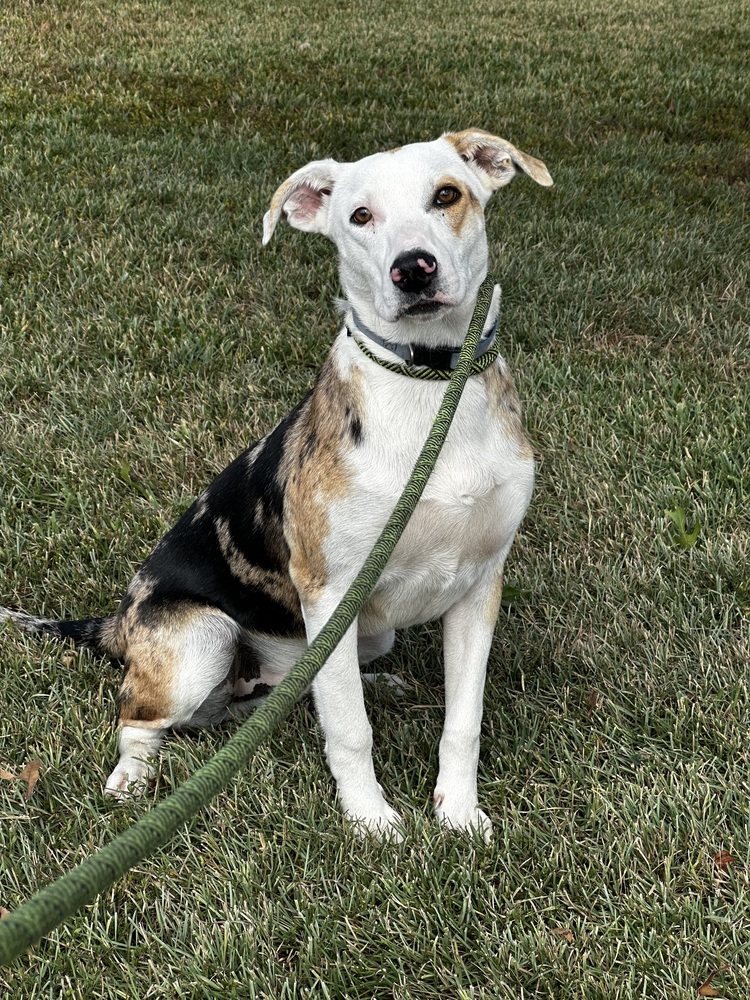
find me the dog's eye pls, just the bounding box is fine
[434,186,461,207]
[350,207,372,226]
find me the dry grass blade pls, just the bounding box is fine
[551,927,575,943]
[697,965,730,997]
[0,761,41,800]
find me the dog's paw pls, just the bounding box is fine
[104,759,154,800]
[433,792,493,843]
[346,801,405,842]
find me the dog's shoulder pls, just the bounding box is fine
[478,356,534,461]
[282,345,367,597]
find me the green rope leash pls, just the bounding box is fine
[0,276,495,967]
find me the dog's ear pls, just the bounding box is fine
[443,129,553,191]
[262,159,342,244]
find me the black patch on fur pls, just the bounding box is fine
[301,428,318,460]
[7,611,110,651]
[349,415,363,444]
[118,592,135,618]
[339,404,363,445]
[234,638,262,682]
[232,682,274,702]
[130,398,310,637]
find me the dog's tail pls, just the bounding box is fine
[0,606,123,658]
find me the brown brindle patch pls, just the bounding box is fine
[214,515,300,612]
[483,572,505,626]
[283,358,362,600]
[443,129,553,188]
[434,176,482,236]
[118,642,176,727]
[111,572,155,652]
[189,494,209,524]
[96,614,126,658]
[117,603,208,727]
[481,363,534,459]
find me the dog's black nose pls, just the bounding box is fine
[390,250,438,293]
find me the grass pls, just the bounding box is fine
[0,0,748,995]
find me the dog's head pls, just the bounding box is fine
[263,129,552,343]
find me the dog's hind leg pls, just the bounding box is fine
[105,605,241,798]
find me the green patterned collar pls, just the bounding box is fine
[346,310,499,381]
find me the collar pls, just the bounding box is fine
[346,308,499,380]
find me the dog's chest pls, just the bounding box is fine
[322,357,534,630]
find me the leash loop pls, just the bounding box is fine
[0,275,496,966]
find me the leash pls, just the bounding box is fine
[0,275,495,966]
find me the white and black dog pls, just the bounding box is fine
[1,129,552,840]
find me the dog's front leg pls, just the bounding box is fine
[304,603,402,840]
[435,570,507,842]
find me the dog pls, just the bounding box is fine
[1,129,552,840]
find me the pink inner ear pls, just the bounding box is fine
[287,184,328,222]
[473,145,508,174]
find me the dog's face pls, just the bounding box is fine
[263,129,552,340]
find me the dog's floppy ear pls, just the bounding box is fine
[443,129,553,191]
[262,159,342,244]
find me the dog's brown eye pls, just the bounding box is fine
[434,186,461,207]
[350,207,372,225]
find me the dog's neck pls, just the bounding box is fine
[348,310,499,373]
[343,284,502,365]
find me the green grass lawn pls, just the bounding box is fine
[1,0,748,996]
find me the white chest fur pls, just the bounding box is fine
[323,332,535,633]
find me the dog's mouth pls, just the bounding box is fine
[404,300,444,316]
[397,292,455,319]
